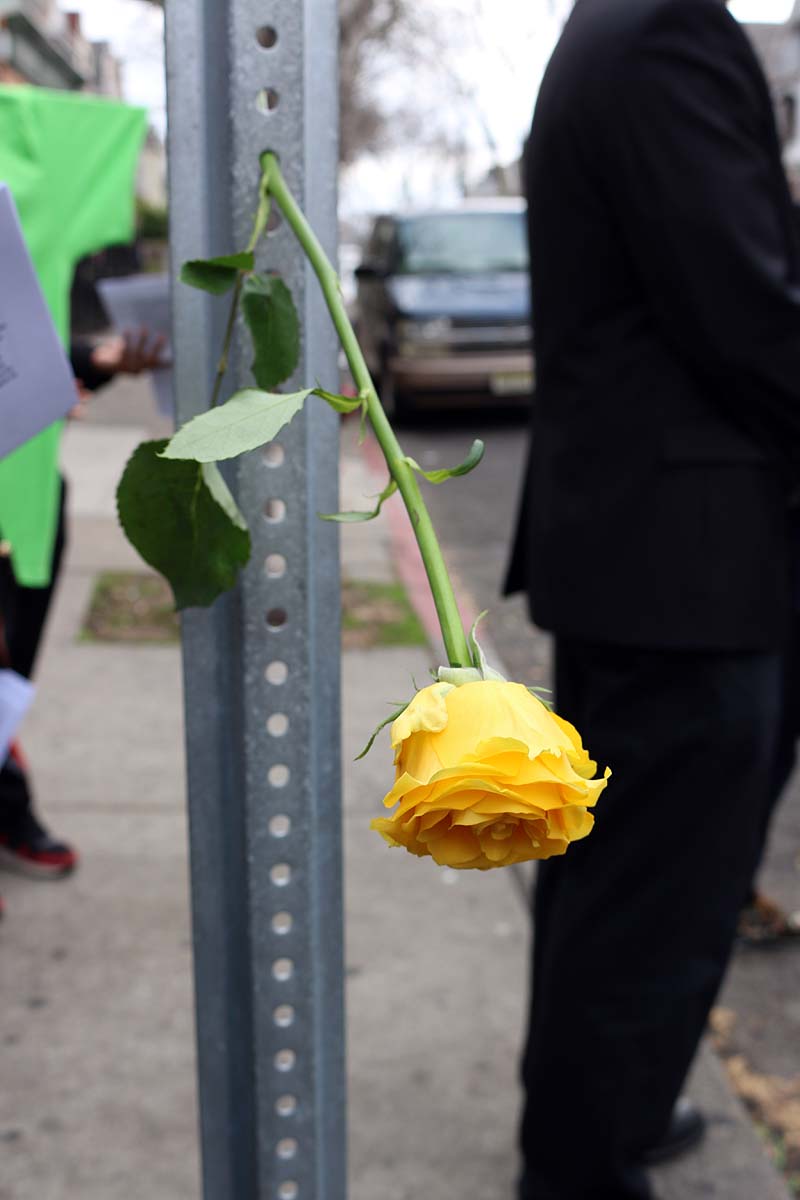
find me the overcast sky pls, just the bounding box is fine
[61,0,799,213]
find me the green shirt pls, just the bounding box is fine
[0,85,146,586]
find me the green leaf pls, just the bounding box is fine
[180,251,254,294]
[355,701,410,760]
[242,273,300,389]
[319,477,397,522]
[117,440,251,610]
[162,388,314,462]
[201,461,248,530]
[405,439,485,484]
[527,686,554,711]
[314,387,362,415]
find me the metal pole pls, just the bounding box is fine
[164,3,344,1198]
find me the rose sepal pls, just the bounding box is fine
[436,612,506,685]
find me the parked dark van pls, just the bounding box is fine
[354,200,534,416]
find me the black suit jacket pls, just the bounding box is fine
[505,0,800,650]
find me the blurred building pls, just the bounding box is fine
[138,124,167,211]
[746,3,800,194]
[0,1,121,95]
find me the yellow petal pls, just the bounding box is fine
[391,683,453,750]
[425,825,482,867]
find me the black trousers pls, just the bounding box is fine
[0,479,67,836]
[519,639,783,1200]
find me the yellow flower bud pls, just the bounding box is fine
[372,680,610,870]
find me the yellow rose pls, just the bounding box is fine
[371,679,609,870]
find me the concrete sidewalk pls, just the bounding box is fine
[0,380,789,1199]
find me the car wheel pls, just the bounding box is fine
[377,365,412,422]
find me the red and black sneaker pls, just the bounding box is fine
[0,811,78,879]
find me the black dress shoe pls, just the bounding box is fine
[637,1096,706,1166]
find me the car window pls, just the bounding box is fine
[395,212,527,275]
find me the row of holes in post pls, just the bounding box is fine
[255,27,300,1188]
[263,432,299,1199]
[255,25,280,117]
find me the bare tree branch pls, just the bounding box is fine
[140,0,466,166]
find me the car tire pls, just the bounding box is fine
[377,365,412,423]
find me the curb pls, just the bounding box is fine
[359,431,498,664]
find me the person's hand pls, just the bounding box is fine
[68,378,92,420]
[91,328,169,376]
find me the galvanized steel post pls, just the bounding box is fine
[164,2,344,1198]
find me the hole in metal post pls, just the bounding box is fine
[269,814,291,838]
[271,862,292,887]
[272,958,294,982]
[256,25,277,48]
[274,1004,295,1028]
[272,910,293,935]
[265,555,286,580]
[276,1094,297,1117]
[276,1138,298,1160]
[269,764,290,788]
[256,87,280,113]
[264,498,286,523]
[266,608,287,631]
[278,1183,298,1200]
[266,660,288,685]
[267,713,289,737]
[274,1048,296,1072]
[263,442,285,467]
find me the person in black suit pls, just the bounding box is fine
[504,1,800,1196]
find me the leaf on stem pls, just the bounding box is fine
[404,438,485,484]
[319,477,398,523]
[314,387,362,414]
[180,251,254,294]
[355,701,410,760]
[117,441,251,610]
[162,388,315,462]
[242,273,300,389]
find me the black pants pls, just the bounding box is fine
[0,479,67,836]
[519,639,782,1200]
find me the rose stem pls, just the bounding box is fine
[261,152,471,669]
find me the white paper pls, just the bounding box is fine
[0,184,79,459]
[0,669,35,763]
[98,273,174,420]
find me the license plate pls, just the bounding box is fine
[489,370,534,396]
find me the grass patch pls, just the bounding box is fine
[342,578,427,649]
[82,571,427,650]
[82,572,180,643]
